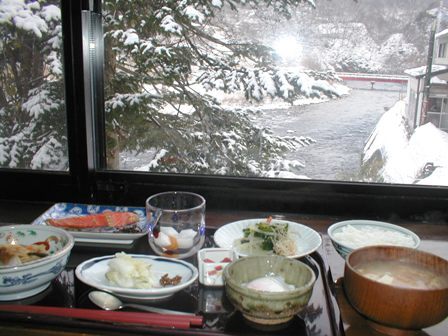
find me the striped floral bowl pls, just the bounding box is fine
[0,224,74,301]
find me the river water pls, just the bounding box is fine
[121,81,406,180]
[253,81,407,181]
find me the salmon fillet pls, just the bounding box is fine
[46,212,140,229]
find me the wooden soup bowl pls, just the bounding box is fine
[344,245,448,331]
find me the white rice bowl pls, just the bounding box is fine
[327,220,420,259]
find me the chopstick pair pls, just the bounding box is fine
[0,305,203,329]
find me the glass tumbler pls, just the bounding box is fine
[146,191,206,259]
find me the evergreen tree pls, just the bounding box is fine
[102,0,340,176]
[0,0,66,170]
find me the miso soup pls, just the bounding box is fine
[354,260,448,290]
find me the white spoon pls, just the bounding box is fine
[88,290,194,316]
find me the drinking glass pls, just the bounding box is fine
[146,191,206,259]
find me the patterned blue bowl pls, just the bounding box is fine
[0,224,74,301]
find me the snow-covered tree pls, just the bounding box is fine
[0,0,67,170]
[0,0,342,176]
[103,0,341,176]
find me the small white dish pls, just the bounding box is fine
[214,218,322,258]
[75,254,198,300]
[197,248,236,286]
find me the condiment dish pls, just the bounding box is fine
[197,248,236,286]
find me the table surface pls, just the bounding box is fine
[1,206,447,335]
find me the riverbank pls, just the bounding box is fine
[362,100,448,186]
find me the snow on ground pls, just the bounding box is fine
[363,100,448,185]
[208,82,350,110]
[404,65,446,77]
[400,123,448,185]
[363,100,409,164]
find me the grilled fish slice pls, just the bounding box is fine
[46,212,140,229]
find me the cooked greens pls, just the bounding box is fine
[242,222,289,251]
[235,219,296,256]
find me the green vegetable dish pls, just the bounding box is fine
[234,218,297,256]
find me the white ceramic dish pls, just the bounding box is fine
[327,219,420,259]
[214,218,322,258]
[0,225,74,301]
[31,203,149,245]
[75,254,198,300]
[197,248,237,286]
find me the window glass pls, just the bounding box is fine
[0,0,67,170]
[101,0,448,186]
[438,42,446,58]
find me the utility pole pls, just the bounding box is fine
[421,16,438,126]
[437,0,444,32]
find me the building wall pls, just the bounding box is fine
[435,72,448,81]
[429,83,448,97]
[434,34,448,65]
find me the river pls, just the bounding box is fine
[253,81,407,181]
[121,81,406,180]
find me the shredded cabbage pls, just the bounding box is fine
[106,252,158,289]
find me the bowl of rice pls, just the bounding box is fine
[327,220,420,259]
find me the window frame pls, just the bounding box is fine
[0,0,86,202]
[0,0,447,220]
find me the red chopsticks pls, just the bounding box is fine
[0,305,203,329]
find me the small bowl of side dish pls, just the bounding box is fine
[0,224,74,301]
[197,248,236,286]
[327,219,420,259]
[223,255,316,327]
[344,245,448,333]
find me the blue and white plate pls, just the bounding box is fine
[75,254,198,300]
[31,203,148,245]
[214,218,322,259]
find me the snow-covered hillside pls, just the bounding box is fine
[362,101,448,185]
[216,0,435,74]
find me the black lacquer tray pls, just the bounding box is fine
[0,229,342,336]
